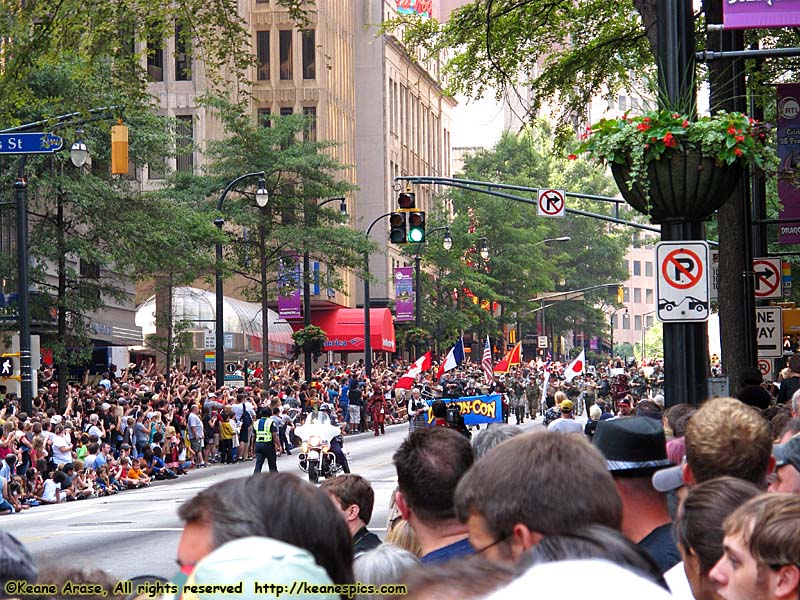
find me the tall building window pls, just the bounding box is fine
[146,32,164,82]
[646,315,654,328]
[622,313,630,330]
[280,107,293,116]
[176,115,194,173]
[635,315,642,331]
[646,288,654,304]
[634,288,641,303]
[633,260,641,276]
[301,29,315,79]
[303,106,316,141]
[80,259,101,301]
[623,287,630,303]
[645,261,653,277]
[256,31,270,81]
[258,108,271,128]
[175,23,191,81]
[279,30,293,80]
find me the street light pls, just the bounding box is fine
[300,196,347,382]
[363,212,393,377]
[412,226,454,341]
[255,178,269,207]
[214,171,266,390]
[479,238,489,260]
[69,129,88,168]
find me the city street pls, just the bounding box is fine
[2,419,540,581]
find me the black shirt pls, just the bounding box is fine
[778,376,800,405]
[353,527,381,556]
[638,522,681,574]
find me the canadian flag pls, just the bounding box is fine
[395,352,433,390]
[563,350,585,383]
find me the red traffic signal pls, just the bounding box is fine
[398,192,416,210]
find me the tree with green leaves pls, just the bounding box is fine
[390,0,799,393]
[413,122,628,353]
[163,96,375,370]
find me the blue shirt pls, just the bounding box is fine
[420,538,475,564]
[340,385,350,405]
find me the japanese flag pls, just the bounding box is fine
[563,350,585,383]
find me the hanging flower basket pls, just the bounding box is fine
[577,109,776,223]
[292,325,327,359]
[609,150,743,223]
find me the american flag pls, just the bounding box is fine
[482,336,494,384]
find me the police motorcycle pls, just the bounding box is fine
[295,409,343,483]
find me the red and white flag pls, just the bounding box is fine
[563,350,585,382]
[481,336,494,384]
[395,352,432,390]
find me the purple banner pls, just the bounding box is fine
[278,257,302,319]
[590,337,599,351]
[778,84,800,244]
[724,1,800,29]
[394,266,414,322]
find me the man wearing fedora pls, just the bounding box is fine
[593,416,681,574]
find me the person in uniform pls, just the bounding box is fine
[252,407,279,474]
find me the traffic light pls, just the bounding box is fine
[389,212,407,244]
[408,211,426,243]
[0,355,16,378]
[111,122,129,175]
[398,192,416,210]
[617,285,624,304]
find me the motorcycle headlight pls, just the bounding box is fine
[322,445,330,453]
[301,442,309,453]
[309,435,321,446]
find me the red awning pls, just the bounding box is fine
[291,308,396,353]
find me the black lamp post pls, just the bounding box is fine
[363,213,392,377]
[214,172,267,390]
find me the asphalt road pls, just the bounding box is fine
[4,416,544,581]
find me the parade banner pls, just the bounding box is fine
[394,266,414,322]
[278,257,302,319]
[425,394,503,425]
[724,0,800,30]
[778,84,800,244]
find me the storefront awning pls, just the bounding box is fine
[292,308,396,353]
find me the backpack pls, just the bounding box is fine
[241,406,253,430]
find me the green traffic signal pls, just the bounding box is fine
[408,211,425,243]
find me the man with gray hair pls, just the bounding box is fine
[472,424,523,459]
[791,388,800,418]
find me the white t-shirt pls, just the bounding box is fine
[664,561,695,600]
[41,479,61,503]
[88,424,104,439]
[187,413,203,440]
[51,435,72,464]
[547,418,584,434]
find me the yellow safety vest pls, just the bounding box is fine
[255,418,273,443]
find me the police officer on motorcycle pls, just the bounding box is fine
[320,404,350,474]
[253,407,280,474]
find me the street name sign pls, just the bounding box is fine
[0,133,63,154]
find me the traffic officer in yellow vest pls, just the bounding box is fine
[252,407,279,474]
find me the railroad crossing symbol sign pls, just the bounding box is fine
[537,189,566,218]
[753,257,783,299]
[656,241,710,323]
[756,306,783,358]
[758,358,772,378]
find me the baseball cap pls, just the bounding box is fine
[652,461,686,493]
[181,537,337,600]
[0,531,37,590]
[773,435,800,471]
[560,399,573,412]
[100,402,110,411]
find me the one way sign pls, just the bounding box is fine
[753,257,783,299]
[756,306,783,358]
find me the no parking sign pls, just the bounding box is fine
[656,241,710,323]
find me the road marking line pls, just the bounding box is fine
[53,527,183,534]
[48,508,108,521]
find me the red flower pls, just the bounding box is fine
[682,120,689,128]
[643,116,651,122]
[672,113,680,118]
[735,135,745,142]
[637,123,651,132]
[663,132,678,148]
[568,154,578,161]
[734,147,743,156]
[727,126,736,134]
